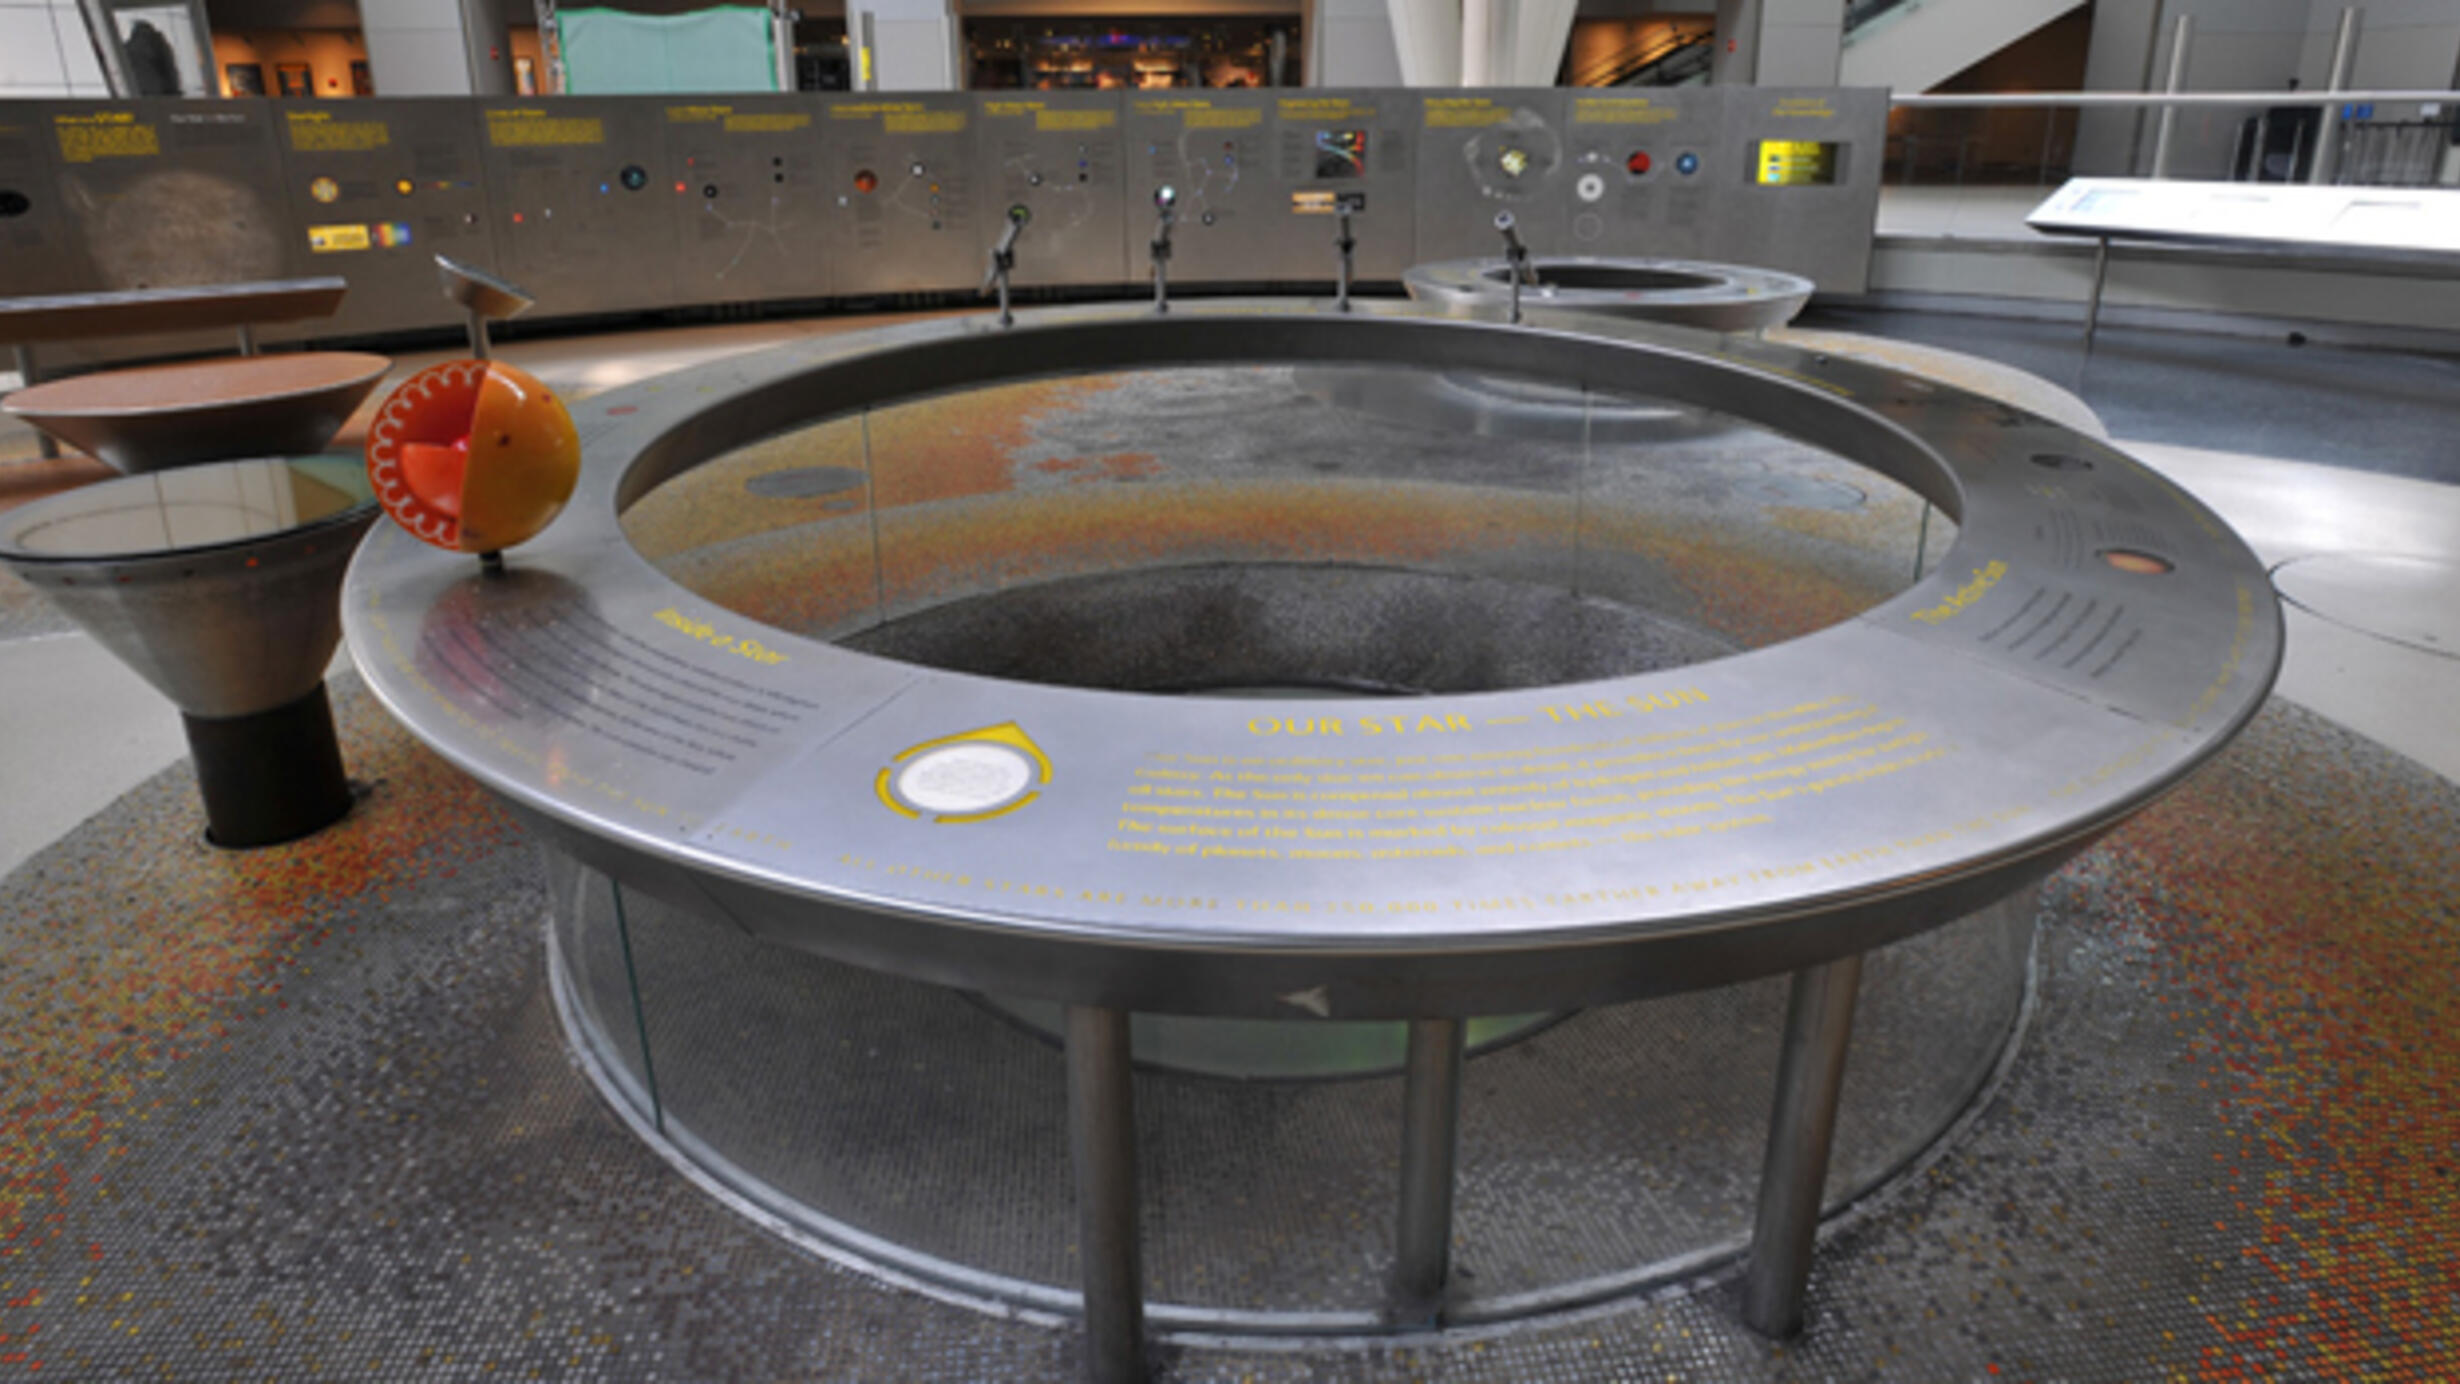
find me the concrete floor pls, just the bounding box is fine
[3,308,2452,877]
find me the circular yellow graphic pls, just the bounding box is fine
[876,722,1053,823]
[309,176,340,204]
[896,744,1036,817]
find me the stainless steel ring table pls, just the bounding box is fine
[1402,256,1817,333]
[340,300,2281,1383]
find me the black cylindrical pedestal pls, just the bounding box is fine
[182,683,353,849]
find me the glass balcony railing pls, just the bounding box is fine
[1876,89,2460,239]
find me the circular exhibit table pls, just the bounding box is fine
[1303,256,1816,445]
[2,455,377,846]
[342,302,2281,1382]
[3,352,390,473]
[1404,256,1816,333]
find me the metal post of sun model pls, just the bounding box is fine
[1740,953,1867,1336]
[2312,7,2365,185]
[1335,206,1357,313]
[1391,1017,1466,1326]
[1067,1006,1146,1384]
[2149,14,2192,179]
[235,324,260,358]
[1494,211,1534,325]
[1149,188,1177,316]
[2083,234,2113,352]
[983,212,1025,329]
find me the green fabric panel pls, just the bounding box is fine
[557,7,777,94]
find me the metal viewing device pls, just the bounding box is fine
[1334,193,1362,313]
[1493,211,1535,324]
[1149,186,1177,314]
[982,205,1030,329]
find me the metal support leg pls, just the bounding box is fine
[1390,1016,1466,1325]
[2082,235,2112,354]
[235,323,259,357]
[12,344,57,460]
[1066,1006,1146,1384]
[1741,953,1865,1337]
[1334,209,1355,313]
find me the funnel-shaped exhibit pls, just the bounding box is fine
[3,353,392,474]
[0,456,379,846]
[436,255,535,322]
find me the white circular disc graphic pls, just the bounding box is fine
[1575,172,1605,203]
[896,744,1036,815]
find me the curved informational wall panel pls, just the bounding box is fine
[1560,90,1725,259]
[0,108,87,312]
[1414,88,1573,263]
[977,91,1129,288]
[827,94,980,295]
[0,87,1885,356]
[661,95,837,305]
[478,98,682,316]
[1122,87,1282,282]
[3,100,293,367]
[269,100,498,342]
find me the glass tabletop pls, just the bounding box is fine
[0,454,375,562]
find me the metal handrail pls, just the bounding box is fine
[1844,0,1918,38]
[1892,89,2460,108]
[1567,27,1710,88]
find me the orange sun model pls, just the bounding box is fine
[365,359,580,558]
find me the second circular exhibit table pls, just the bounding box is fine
[341,301,2281,1382]
[1403,256,1816,333]
[1301,255,1817,446]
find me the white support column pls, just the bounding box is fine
[0,0,111,98]
[1310,0,1404,86]
[1383,0,1566,88]
[1714,0,1840,85]
[1714,0,1759,83]
[1757,0,1841,85]
[848,0,959,92]
[1385,0,1462,87]
[1484,0,1576,86]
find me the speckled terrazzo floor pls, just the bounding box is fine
[0,681,2451,1381]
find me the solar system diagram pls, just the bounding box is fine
[1463,106,1562,205]
[999,144,1101,237]
[700,179,794,281]
[1165,126,1242,226]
